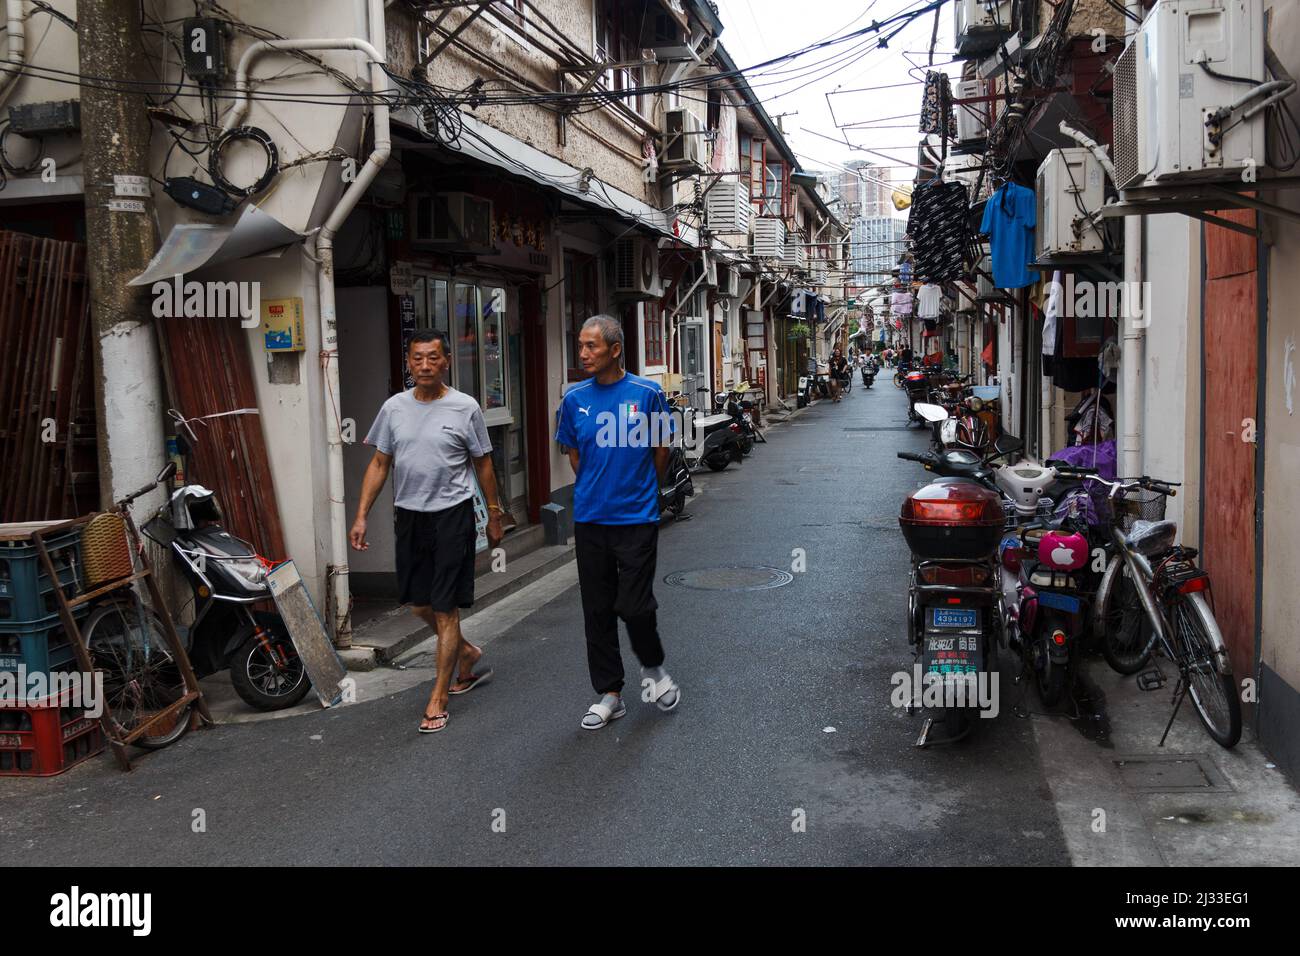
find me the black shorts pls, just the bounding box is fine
[395,499,477,612]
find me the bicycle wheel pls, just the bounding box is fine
[1099,561,1153,675]
[84,600,193,750]
[1169,593,1241,748]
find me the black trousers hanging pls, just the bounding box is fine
[574,521,665,694]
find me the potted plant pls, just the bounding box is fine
[787,322,811,341]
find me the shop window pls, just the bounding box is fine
[644,300,664,367]
[454,282,481,399]
[564,251,600,377]
[482,286,506,410]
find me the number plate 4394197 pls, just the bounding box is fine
[930,607,978,630]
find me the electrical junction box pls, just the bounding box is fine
[182,18,228,82]
[262,298,305,353]
[8,100,81,134]
[1036,148,1107,259]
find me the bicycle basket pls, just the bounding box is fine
[1115,487,1167,533]
[82,513,134,586]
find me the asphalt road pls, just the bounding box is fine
[0,380,1072,866]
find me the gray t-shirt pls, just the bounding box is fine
[364,387,492,512]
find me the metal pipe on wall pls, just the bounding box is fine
[1121,0,1146,478]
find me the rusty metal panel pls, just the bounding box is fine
[0,231,96,522]
[1205,207,1257,280]
[156,312,286,563]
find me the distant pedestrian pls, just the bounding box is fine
[555,315,681,731]
[829,348,848,402]
[351,329,504,735]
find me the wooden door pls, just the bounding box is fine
[1201,210,1259,683]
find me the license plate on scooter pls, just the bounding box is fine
[930,607,978,630]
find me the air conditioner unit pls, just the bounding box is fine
[782,239,807,271]
[410,192,493,248]
[1037,148,1107,258]
[954,0,1013,59]
[613,238,663,300]
[662,108,706,171]
[705,180,752,234]
[809,259,828,284]
[753,217,785,258]
[703,256,719,289]
[1113,0,1265,190]
[975,253,997,300]
[716,264,739,299]
[954,79,988,145]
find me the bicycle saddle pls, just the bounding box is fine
[1126,519,1178,557]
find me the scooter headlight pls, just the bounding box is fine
[223,557,269,593]
[968,397,984,412]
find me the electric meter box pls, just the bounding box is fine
[262,298,305,353]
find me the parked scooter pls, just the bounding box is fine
[715,390,759,455]
[658,443,694,518]
[896,443,1010,744]
[142,484,312,711]
[685,387,746,472]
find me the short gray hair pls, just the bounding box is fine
[582,314,624,353]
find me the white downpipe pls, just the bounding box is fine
[1122,1,1144,478]
[0,0,26,111]
[225,3,391,645]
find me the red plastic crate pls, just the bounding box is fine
[0,690,104,776]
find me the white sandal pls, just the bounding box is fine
[646,674,681,712]
[581,697,626,730]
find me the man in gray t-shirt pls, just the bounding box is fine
[350,330,504,736]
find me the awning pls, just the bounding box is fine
[391,107,676,241]
[129,205,300,286]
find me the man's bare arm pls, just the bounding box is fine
[473,453,504,549]
[566,447,580,477]
[653,445,669,481]
[349,451,392,550]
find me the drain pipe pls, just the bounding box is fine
[225,1,391,645]
[0,0,26,111]
[1121,0,1145,478]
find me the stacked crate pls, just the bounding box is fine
[0,526,101,775]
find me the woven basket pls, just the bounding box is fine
[82,513,133,586]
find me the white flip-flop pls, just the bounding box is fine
[581,698,626,730]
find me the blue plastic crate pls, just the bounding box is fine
[0,607,88,678]
[0,530,84,624]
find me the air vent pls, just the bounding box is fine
[1113,41,1139,188]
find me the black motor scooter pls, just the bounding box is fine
[861,359,877,389]
[142,484,311,711]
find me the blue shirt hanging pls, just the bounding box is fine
[980,183,1037,289]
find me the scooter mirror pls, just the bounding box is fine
[714,392,727,407]
[914,402,949,423]
[156,461,177,484]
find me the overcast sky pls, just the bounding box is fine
[712,0,958,184]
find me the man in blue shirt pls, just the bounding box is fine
[555,315,682,730]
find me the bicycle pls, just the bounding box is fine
[1059,469,1241,748]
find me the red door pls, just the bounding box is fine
[1201,209,1258,684]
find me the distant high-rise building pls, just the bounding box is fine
[824,161,907,296]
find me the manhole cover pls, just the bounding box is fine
[664,566,795,591]
[1112,754,1233,793]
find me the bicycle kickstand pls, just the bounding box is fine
[1157,676,1188,748]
